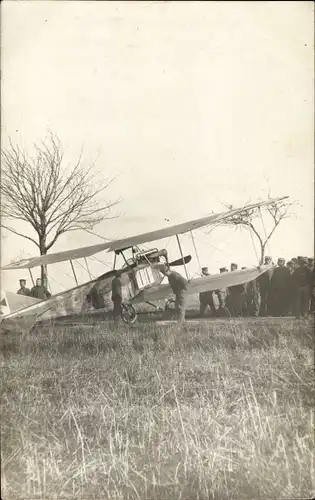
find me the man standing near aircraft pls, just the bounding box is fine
[199,267,216,317]
[227,263,246,316]
[242,268,260,317]
[16,279,30,296]
[156,264,188,323]
[111,271,123,322]
[258,256,274,316]
[215,267,229,316]
[30,278,51,300]
[286,261,296,315]
[270,258,290,316]
[293,257,312,319]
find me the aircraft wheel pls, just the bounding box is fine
[121,303,137,324]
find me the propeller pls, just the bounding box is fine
[169,255,192,267]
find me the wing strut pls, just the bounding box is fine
[176,235,189,280]
[70,260,78,285]
[190,230,202,272]
[28,268,35,286]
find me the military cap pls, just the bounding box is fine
[278,257,285,262]
[19,279,26,283]
[201,267,208,272]
[219,267,228,272]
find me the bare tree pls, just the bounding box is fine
[212,197,295,264]
[1,132,119,285]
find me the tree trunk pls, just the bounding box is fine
[39,237,48,288]
[260,244,266,265]
[41,264,48,288]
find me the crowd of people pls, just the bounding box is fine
[199,255,314,320]
[155,256,314,323]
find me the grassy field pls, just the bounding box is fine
[1,318,314,499]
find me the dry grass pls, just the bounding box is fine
[1,318,314,499]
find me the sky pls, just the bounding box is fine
[1,1,314,293]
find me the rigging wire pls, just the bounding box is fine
[47,273,67,292]
[90,255,113,269]
[53,265,77,282]
[74,258,96,280]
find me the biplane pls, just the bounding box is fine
[0,196,287,330]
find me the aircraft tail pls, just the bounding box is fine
[0,290,42,316]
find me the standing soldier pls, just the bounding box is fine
[30,278,51,300]
[157,264,188,324]
[16,279,30,296]
[215,267,229,317]
[227,263,246,317]
[111,271,123,322]
[244,272,260,317]
[293,257,312,319]
[258,256,274,316]
[286,261,296,315]
[270,258,290,316]
[199,267,216,317]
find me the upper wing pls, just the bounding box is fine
[108,197,287,252]
[1,196,287,270]
[1,241,113,270]
[131,265,270,303]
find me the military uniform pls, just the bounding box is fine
[258,267,274,316]
[17,286,30,296]
[293,260,312,318]
[30,285,51,300]
[286,265,296,315]
[215,267,229,316]
[245,279,259,316]
[167,271,188,323]
[199,291,216,316]
[227,284,246,316]
[270,264,290,316]
[111,276,123,321]
[226,264,245,316]
[199,268,216,317]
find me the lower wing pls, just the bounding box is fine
[131,265,270,303]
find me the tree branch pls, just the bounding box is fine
[2,225,40,247]
[1,133,120,269]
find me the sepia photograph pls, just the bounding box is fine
[1,1,314,499]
